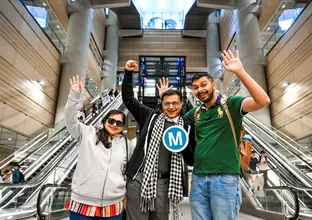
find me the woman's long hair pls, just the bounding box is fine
[96,110,126,148]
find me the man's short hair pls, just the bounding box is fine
[191,73,214,83]
[161,89,182,102]
[251,150,256,154]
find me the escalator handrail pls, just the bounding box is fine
[245,115,312,161]
[245,124,312,186]
[36,183,70,220]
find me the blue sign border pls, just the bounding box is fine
[162,125,189,153]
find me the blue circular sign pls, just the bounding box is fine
[162,125,189,152]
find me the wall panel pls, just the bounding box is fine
[118,30,206,73]
[0,0,61,137]
[266,3,312,140]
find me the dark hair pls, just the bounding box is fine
[251,150,256,154]
[97,110,126,148]
[191,72,214,83]
[160,89,182,102]
[260,150,266,154]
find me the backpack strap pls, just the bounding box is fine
[193,106,201,122]
[220,97,238,147]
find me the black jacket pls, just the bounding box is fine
[122,69,196,179]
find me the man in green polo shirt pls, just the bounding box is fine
[183,50,270,220]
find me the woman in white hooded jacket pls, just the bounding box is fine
[64,75,131,220]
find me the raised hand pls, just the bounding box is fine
[125,60,139,71]
[221,50,244,74]
[70,75,83,93]
[156,77,173,97]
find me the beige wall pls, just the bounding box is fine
[0,0,62,137]
[219,10,237,50]
[118,30,206,72]
[266,3,312,140]
[258,0,280,32]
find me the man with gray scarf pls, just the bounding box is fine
[122,60,195,220]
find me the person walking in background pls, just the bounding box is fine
[64,75,131,220]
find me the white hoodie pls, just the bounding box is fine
[65,89,131,206]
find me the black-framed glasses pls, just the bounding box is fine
[107,118,124,127]
[162,101,182,107]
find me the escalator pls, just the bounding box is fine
[0,94,111,206]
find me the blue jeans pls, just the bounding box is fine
[190,174,241,220]
[69,211,122,220]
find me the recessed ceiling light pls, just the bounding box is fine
[226,88,229,90]
[8,138,12,141]
[267,27,270,30]
[57,25,60,28]
[90,78,93,81]
[305,146,308,148]
[282,82,290,87]
[95,86,98,89]
[282,5,285,8]
[43,3,46,6]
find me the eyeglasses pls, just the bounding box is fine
[162,101,182,107]
[107,118,124,127]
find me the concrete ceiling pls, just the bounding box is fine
[183,1,215,30]
[110,1,141,29]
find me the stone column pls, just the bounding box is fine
[236,0,271,126]
[55,1,93,124]
[206,13,224,94]
[101,10,119,92]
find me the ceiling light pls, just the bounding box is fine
[43,3,46,6]
[57,25,60,28]
[282,5,285,8]
[267,27,270,30]
[90,78,93,81]
[226,88,229,90]
[71,0,75,1]
[95,86,98,89]
[8,138,12,141]
[282,82,290,87]
[305,146,308,149]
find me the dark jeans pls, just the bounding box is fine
[69,211,122,220]
[126,173,170,220]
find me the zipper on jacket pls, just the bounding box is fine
[101,148,113,206]
[132,114,157,180]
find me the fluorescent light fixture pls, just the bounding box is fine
[282,82,290,87]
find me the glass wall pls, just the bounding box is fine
[133,0,195,29]
[0,127,29,153]
[21,0,67,53]
[261,1,310,56]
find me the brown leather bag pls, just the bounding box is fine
[220,98,252,170]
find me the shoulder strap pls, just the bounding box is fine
[124,136,129,175]
[220,98,238,147]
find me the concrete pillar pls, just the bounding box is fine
[101,10,119,92]
[55,3,93,124]
[206,13,224,94]
[236,0,271,126]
